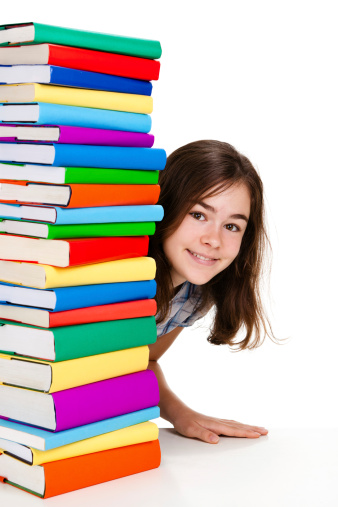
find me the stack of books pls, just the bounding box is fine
[0,22,165,498]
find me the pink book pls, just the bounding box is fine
[0,370,159,431]
[0,124,154,147]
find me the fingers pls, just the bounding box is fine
[218,419,268,435]
[179,421,220,444]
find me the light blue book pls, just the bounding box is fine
[0,203,164,225]
[0,407,159,450]
[0,102,152,133]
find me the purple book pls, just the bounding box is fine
[0,370,159,432]
[0,123,154,147]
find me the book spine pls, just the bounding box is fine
[63,168,159,185]
[49,66,153,96]
[34,23,162,59]
[65,184,160,208]
[53,315,157,360]
[54,204,162,224]
[34,83,153,114]
[53,279,157,312]
[66,236,149,265]
[37,103,152,133]
[47,44,160,81]
[43,440,161,498]
[49,299,157,327]
[31,421,159,465]
[49,346,150,392]
[57,126,154,147]
[53,145,166,170]
[53,370,160,431]
[46,222,156,238]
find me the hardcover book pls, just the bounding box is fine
[0,65,153,95]
[0,256,156,289]
[0,181,161,207]
[0,163,160,184]
[0,234,149,267]
[0,298,156,328]
[0,83,153,114]
[0,203,163,223]
[0,22,162,59]
[0,420,158,465]
[0,315,157,361]
[0,124,154,147]
[0,439,161,498]
[0,406,159,450]
[0,279,157,311]
[0,346,149,392]
[0,220,156,239]
[0,369,160,430]
[0,103,152,132]
[0,143,167,169]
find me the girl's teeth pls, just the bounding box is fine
[191,252,214,261]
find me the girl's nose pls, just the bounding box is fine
[201,225,221,248]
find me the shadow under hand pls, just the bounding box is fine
[159,427,267,461]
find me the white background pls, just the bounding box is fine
[2,0,338,431]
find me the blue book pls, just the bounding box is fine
[0,406,159,450]
[0,203,164,225]
[0,65,153,96]
[0,102,151,133]
[0,143,167,169]
[0,280,157,311]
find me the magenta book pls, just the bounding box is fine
[0,370,160,432]
[0,124,154,147]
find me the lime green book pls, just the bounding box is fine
[0,220,156,239]
[0,22,162,59]
[0,163,159,184]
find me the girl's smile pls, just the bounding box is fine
[163,183,251,287]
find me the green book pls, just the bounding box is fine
[0,22,162,59]
[0,220,156,239]
[0,163,159,184]
[0,316,157,362]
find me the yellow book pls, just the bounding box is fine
[0,346,149,393]
[0,421,159,465]
[0,83,153,114]
[0,256,156,289]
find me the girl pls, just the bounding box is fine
[148,140,272,444]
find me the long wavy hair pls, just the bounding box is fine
[149,140,274,350]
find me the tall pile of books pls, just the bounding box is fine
[0,22,165,498]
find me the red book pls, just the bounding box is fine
[0,180,161,207]
[0,298,157,328]
[0,43,160,81]
[0,235,149,267]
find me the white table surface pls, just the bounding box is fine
[1,428,337,507]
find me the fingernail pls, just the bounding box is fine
[210,435,219,443]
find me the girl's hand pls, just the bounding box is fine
[172,407,268,444]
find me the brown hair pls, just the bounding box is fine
[149,140,274,350]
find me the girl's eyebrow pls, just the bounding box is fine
[196,202,249,222]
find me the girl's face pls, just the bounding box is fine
[163,183,251,287]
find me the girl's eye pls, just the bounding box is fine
[189,212,206,221]
[225,224,239,232]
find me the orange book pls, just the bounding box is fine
[0,439,161,498]
[0,180,160,207]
